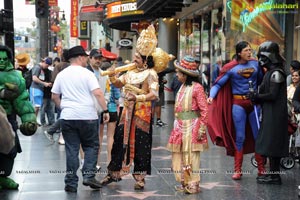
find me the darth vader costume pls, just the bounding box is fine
[251,41,289,185]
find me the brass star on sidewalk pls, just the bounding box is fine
[200,182,236,190]
[109,190,172,200]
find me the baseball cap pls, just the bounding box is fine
[43,57,52,65]
[89,49,102,58]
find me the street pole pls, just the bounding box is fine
[4,0,14,57]
[38,17,48,60]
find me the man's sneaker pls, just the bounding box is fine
[156,120,168,127]
[44,131,54,143]
[83,178,102,189]
[58,133,65,145]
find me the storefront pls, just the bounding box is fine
[175,0,298,88]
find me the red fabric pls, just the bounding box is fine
[207,60,255,156]
[100,48,117,60]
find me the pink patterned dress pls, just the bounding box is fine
[167,82,208,152]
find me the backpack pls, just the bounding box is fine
[23,69,32,89]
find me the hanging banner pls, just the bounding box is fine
[71,0,79,37]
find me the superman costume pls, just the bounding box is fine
[207,58,265,179]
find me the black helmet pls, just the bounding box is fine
[257,41,285,64]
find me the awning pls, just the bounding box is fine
[137,0,186,18]
[100,48,117,60]
[79,5,104,21]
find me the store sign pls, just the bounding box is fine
[117,38,133,49]
[78,21,90,39]
[80,5,104,21]
[70,0,79,37]
[106,0,144,19]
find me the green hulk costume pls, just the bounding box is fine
[0,45,37,190]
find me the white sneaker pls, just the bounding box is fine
[44,131,55,143]
[58,133,65,145]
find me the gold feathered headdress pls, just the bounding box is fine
[136,24,157,57]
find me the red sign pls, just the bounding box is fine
[71,0,78,37]
[49,0,58,6]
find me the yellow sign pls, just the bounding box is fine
[106,0,144,19]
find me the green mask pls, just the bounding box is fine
[0,51,12,71]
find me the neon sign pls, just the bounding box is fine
[227,0,299,32]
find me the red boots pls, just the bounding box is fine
[255,153,266,177]
[231,150,266,180]
[232,149,243,180]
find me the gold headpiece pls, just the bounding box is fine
[152,48,175,73]
[136,24,157,57]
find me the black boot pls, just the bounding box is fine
[257,157,282,185]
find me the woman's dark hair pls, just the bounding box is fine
[235,41,250,60]
[184,73,201,86]
[141,55,155,68]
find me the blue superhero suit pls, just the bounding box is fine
[210,60,263,150]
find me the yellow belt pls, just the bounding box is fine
[233,95,249,100]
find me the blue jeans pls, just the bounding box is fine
[40,98,55,125]
[61,119,99,188]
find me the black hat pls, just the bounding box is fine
[89,49,102,58]
[67,46,88,60]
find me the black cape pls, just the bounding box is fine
[255,68,289,157]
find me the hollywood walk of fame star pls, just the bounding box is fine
[109,190,172,200]
[200,182,236,190]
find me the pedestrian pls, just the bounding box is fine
[207,41,265,180]
[15,53,32,89]
[251,41,289,185]
[286,60,300,86]
[167,55,208,194]
[29,57,52,118]
[44,49,69,144]
[99,62,120,164]
[100,25,159,190]
[51,45,109,192]
[154,67,173,127]
[85,48,108,169]
[40,60,55,127]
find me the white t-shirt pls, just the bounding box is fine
[51,65,100,120]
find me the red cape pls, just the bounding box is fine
[207,60,255,156]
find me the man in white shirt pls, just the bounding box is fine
[51,45,109,193]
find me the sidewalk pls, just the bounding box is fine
[2,104,300,200]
